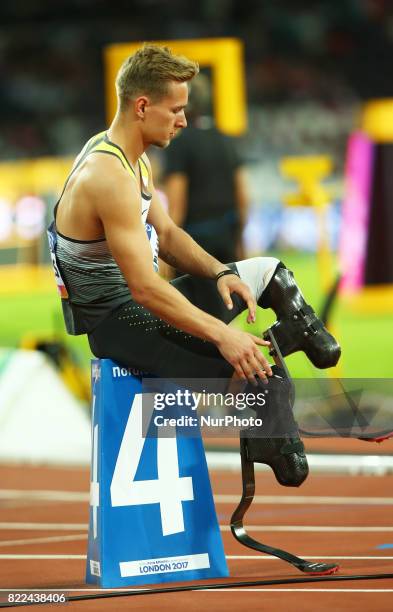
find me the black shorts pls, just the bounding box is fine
[88,256,280,378]
[88,263,245,378]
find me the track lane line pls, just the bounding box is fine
[2,490,393,505]
[0,534,87,547]
[220,525,393,532]
[0,588,392,593]
[215,494,393,505]
[2,522,393,532]
[0,523,87,531]
[200,588,393,592]
[1,525,393,548]
[1,554,392,560]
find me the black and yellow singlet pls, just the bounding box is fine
[47,132,159,335]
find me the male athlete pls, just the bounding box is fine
[49,43,339,382]
[48,44,342,484]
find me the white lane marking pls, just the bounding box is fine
[2,522,393,533]
[0,554,85,559]
[0,523,87,531]
[2,525,392,548]
[3,490,393,505]
[221,525,393,532]
[226,555,393,560]
[215,494,393,505]
[1,489,393,505]
[204,589,393,593]
[0,490,88,502]
[0,587,392,594]
[0,589,143,592]
[0,587,386,593]
[0,534,87,547]
[1,554,393,561]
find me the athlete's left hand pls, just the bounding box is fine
[217,274,256,324]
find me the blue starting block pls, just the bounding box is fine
[86,359,228,588]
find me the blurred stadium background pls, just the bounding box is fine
[0,0,393,465]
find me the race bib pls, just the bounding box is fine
[145,223,159,273]
[47,222,69,299]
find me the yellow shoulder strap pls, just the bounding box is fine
[139,153,150,188]
[57,132,138,210]
[89,140,137,182]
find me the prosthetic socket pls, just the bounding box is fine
[259,263,341,369]
[242,366,308,487]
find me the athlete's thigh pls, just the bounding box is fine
[89,257,278,376]
[88,303,233,379]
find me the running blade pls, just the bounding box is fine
[298,561,340,575]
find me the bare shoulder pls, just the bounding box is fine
[75,153,140,218]
[78,153,134,194]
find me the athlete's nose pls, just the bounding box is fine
[177,110,187,128]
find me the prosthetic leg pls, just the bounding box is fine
[231,330,340,575]
[230,263,341,574]
[260,262,392,442]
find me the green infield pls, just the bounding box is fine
[1,252,392,378]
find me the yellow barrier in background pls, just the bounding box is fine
[361,98,393,142]
[0,157,73,200]
[280,155,335,293]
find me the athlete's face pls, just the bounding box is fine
[140,81,189,148]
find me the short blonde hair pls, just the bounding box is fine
[116,44,199,110]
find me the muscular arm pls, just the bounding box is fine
[87,156,272,382]
[90,158,226,345]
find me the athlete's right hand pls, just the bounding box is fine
[216,327,273,384]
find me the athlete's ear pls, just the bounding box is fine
[135,96,149,120]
